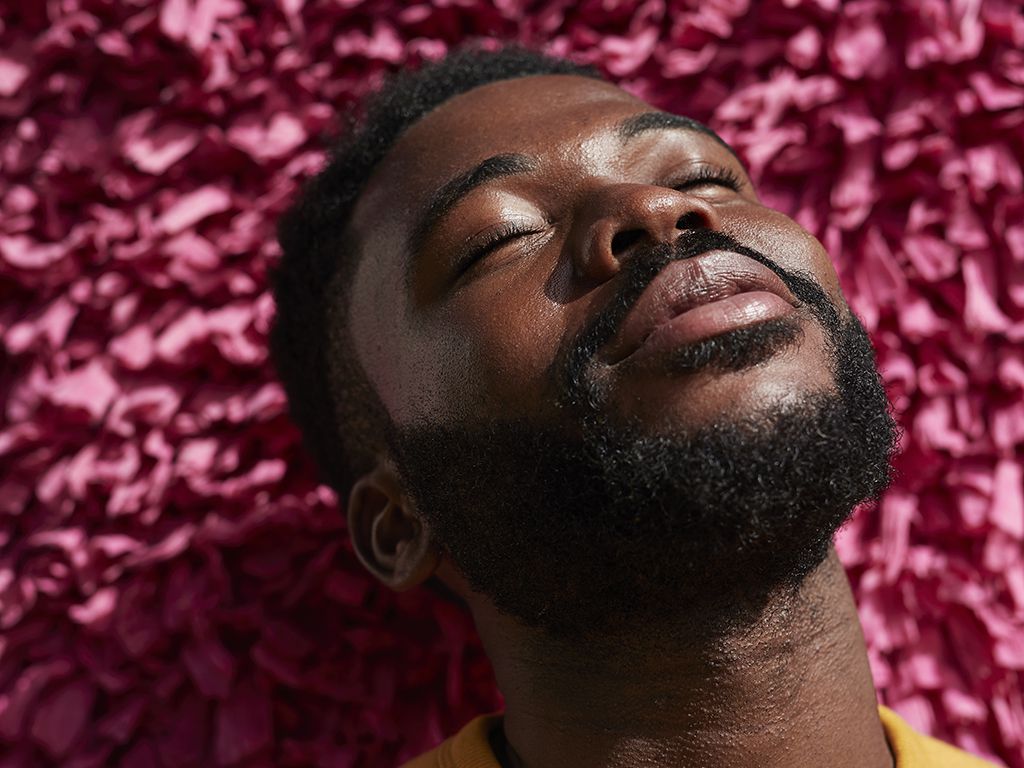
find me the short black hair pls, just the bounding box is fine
[270,44,602,499]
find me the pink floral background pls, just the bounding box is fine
[1,0,1023,766]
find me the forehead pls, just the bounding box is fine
[348,74,692,249]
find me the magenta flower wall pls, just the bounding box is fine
[1,1,1022,766]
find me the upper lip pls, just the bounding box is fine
[601,250,800,365]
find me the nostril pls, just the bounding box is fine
[610,229,644,255]
[676,211,705,231]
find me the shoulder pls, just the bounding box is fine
[879,706,1004,768]
[398,712,504,768]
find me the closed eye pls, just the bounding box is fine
[671,165,744,192]
[456,221,540,276]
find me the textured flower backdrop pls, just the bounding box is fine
[1,0,1023,766]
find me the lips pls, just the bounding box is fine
[601,250,800,366]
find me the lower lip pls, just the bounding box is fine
[623,291,797,366]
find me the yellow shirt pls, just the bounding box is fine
[400,706,1002,768]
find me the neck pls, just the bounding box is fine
[468,548,893,768]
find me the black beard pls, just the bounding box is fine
[388,232,899,642]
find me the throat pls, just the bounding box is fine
[474,550,895,768]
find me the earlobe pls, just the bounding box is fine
[347,467,441,591]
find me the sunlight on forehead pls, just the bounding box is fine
[351,78,645,256]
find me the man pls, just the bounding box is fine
[270,45,999,768]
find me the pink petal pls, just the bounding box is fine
[830,13,887,79]
[68,586,119,628]
[108,325,156,370]
[155,185,232,235]
[785,26,821,70]
[902,233,959,282]
[991,460,1024,539]
[963,252,1012,333]
[0,51,30,97]
[215,678,273,765]
[47,361,119,422]
[29,678,97,758]
[880,490,915,583]
[970,72,1024,110]
[0,235,66,269]
[4,296,78,354]
[0,660,74,739]
[159,0,191,40]
[124,123,200,174]
[227,112,307,162]
[182,633,236,699]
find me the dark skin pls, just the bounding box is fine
[343,75,894,768]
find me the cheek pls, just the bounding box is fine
[362,273,572,427]
[726,208,846,308]
[427,280,571,420]
[351,275,473,427]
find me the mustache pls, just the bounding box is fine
[556,229,841,406]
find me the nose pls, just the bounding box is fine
[571,183,722,283]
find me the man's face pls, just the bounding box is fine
[348,75,844,427]
[345,74,896,640]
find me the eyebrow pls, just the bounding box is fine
[405,112,740,269]
[407,153,537,262]
[616,112,740,159]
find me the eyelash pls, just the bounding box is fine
[672,165,744,192]
[457,166,743,275]
[459,221,540,274]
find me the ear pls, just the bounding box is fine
[347,461,441,592]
